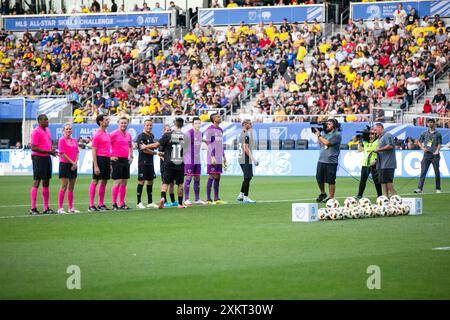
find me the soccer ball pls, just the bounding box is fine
[344,197,358,209]
[318,208,329,220]
[386,205,396,216]
[326,198,340,209]
[378,206,388,217]
[401,204,411,215]
[359,198,372,207]
[351,207,364,219]
[328,208,338,220]
[363,205,373,217]
[390,195,402,205]
[340,207,352,219]
[371,205,380,217]
[377,195,389,207]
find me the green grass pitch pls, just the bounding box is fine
[0,175,449,299]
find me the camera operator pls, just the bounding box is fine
[314,119,342,203]
[415,118,442,194]
[373,123,397,197]
[356,128,382,199]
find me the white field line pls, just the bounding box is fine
[0,191,448,220]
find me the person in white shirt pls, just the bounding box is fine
[393,3,407,26]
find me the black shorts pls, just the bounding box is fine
[32,155,52,181]
[93,156,111,180]
[316,162,338,184]
[240,163,253,179]
[138,161,156,181]
[162,163,184,185]
[59,162,78,179]
[111,157,130,180]
[379,168,395,184]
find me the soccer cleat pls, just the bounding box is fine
[436,189,442,193]
[136,202,146,209]
[194,200,207,205]
[88,206,99,212]
[184,199,193,206]
[237,196,244,202]
[177,204,187,209]
[206,200,215,205]
[164,202,172,208]
[68,208,80,213]
[355,195,362,200]
[414,189,422,194]
[171,201,179,207]
[119,204,131,210]
[158,198,165,209]
[316,193,327,203]
[243,197,256,203]
[214,200,227,205]
[97,205,110,211]
[57,208,66,214]
[322,196,331,204]
[29,208,40,215]
[43,208,56,214]
[146,203,159,209]
[112,203,120,211]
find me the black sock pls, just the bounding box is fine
[161,191,167,202]
[244,178,251,196]
[137,184,143,203]
[147,184,153,204]
[170,193,175,203]
[178,196,183,205]
[241,181,246,193]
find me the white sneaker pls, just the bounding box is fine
[436,189,442,193]
[136,202,146,209]
[243,197,256,203]
[146,203,159,209]
[237,196,244,202]
[194,200,207,205]
[414,189,422,194]
[68,208,80,213]
[57,208,66,214]
[184,199,193,206]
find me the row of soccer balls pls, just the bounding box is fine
[319,195,410,220]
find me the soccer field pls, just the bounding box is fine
[0,175,449,299]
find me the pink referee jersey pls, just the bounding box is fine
[92,130,111,157]
[31,126,52,157]
[58,137,79,163]
[110,129,132,158]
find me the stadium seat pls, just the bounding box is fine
[340,144,349,150]
[282,139,295,150]
[350,144,358,150]
[295,139,309,150]
[258,139,268,150]
[0,139,10,149]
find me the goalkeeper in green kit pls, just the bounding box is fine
[356,127,382,199]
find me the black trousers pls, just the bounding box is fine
[358,166,382,197]
[418,155,441,190]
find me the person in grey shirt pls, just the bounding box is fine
[415,118,442,193]
[314,119,342,203]
[374,123,397,197]
[237,119,259,203]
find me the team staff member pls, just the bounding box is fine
[110,117,133,210]
[57,123,80,214]
[374,123,397,197]
[237,119,259,203]
[356,129,382,199]
[30,114,58,215]
[415,118,442,193]
[136,119,160,209]
[89,114,111,212]
[160,124,177,207]
[314,119,342,203]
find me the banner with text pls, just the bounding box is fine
[1,149,449,178]
[3,12,170,31]
[198,5,324,27]
[351,0,450,21]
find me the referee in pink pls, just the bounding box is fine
[110,117,133,210]
[30,114,58,215]
[89,114,112,212]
